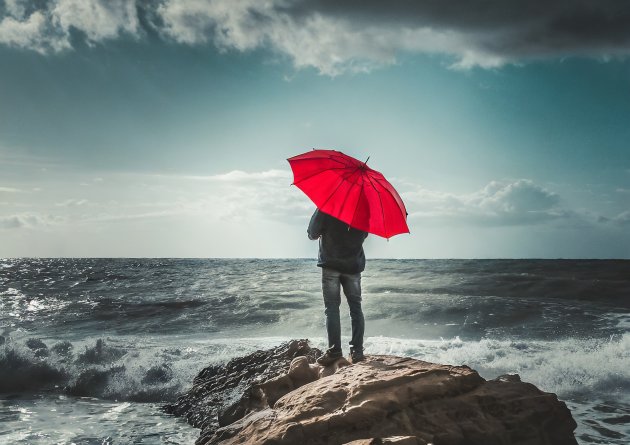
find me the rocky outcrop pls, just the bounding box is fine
[162,339,322,435]
[165,340,578,445]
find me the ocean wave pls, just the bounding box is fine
[5,331,626,403]
[0,338,182,402]
[2,259,628,341]
[364,333,630,399]
[0,287,70,326]
[1,333,628,443]
[0,336,297,403]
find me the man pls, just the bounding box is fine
[308,208,368,365]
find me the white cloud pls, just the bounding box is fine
[0,186,22,193]
[0,9,64,53]
[3,1,630,74]
[80,209,180,223]
[0,171,582,232]
[1,168,627,257]
[404,179,572,226]
[0,0,138,53]
[51,0,139,44]
[611,210,630,226]
[55,198,88,207]
[4,0,28,18]
[131,169,304,223]
[46,169,308,226]
[474,180,560,213]
[199,169,290,182]
[187,173,574,227]
[192,169,310,222]
[0,213,63,229]
[156,0,502,75]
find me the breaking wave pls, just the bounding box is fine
[365,333,630,399]
[0,337,185,402]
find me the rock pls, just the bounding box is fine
[162,339,321,437]
[167,341,578,445]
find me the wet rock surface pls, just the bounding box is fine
[162,339,321,437]
[165,340,578,445]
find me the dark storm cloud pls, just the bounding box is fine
[2,0,630,73]
[279,0,630,57]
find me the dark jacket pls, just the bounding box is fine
[308,209,368,274]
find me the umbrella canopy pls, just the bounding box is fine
[288,149,409,239]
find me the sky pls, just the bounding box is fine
[1,0,629,258]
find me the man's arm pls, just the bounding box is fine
[307,209,326,240]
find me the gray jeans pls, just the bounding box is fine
[321,267,364,353]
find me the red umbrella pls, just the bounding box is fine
[287,149,409,239]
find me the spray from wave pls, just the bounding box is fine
[0,337,183,402]
[365,333,630,399]
[2,333,628,403]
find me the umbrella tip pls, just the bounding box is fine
[364,156,370,165]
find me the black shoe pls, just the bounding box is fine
[350,348,365,363]
[317,347,343,366]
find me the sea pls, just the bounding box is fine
[0,258,628,445]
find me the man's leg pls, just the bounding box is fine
[322,267,342,353]
[340,272,364,353]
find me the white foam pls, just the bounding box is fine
[364,334,630,398]
[612,313,630,330]
[3,333,629,444]
[0,395,197,445]
[165,332,629,402]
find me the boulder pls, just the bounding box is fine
[166,341,578,445]
[162,339,321,435]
